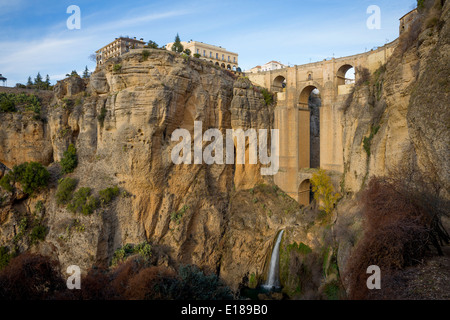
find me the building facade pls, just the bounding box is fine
[399,8,419,35]
[165,41,239,70]
[248,61,286,73]
[96,37,146,65]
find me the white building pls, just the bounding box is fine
[248,61,286,73]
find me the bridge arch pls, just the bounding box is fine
[336,64,355,85]
[298,83,322,109]
[272,75,287,92]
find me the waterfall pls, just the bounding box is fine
[262,230,285,290]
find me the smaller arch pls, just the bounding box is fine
[215,62,219,66]
[337,64,355,86]
[272,75,287,92]
[221,63,226,68]
[307,72,313,81]
[232,66,236,71]
[227,64,231,70]
[298,179,312,206]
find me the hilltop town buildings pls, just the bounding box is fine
[165,40,239,71]
[247,61,287,73]
[95,37,146,65]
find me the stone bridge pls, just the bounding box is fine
[247,40,398,205]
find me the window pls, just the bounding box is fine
[210,52,212,58]
[228,56,230,62]
[222,54,225,61]
[234,57,236,62]
[204,50,206,57]
[216,53,218,59]
[197,49,200,54]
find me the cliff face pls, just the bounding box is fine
[341,1,449,196]
[0,49,295,290]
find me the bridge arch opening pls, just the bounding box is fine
[337,64,355,85]
[272,76,286,92]
[299,86,321,169]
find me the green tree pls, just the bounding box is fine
[26,76,33,88]
[0,162,50,196]
[82,66,90,79]
[311,169,340,215]
[183,49,191,56]
[45,75,51,90]
[171,33,184,53]
[60,144,78,174]
[146,40,159,49]
[34,72,43,89]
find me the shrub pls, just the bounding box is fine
[193,53,201,58]
[261,88,274,106]
[344,173,450,300]
[170,205,189,224]
[142,50,150,61]
[0,93,41,113]
[111,242,152,266]
[56,178,77,205]
[29,225,48,244]
[60,144,78,174]
[67,187,98,215]
[99,186,120,205]
[0,162,49,195]
[0,254,65,300]
[0,247,11,270]
[113,64,122,73]
[97,106,107,127]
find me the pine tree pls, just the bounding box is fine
[27,76,33,88]
[171,33,184,53]
[45,75,51,90]
[82,66,90,79]
[34,72,43,89]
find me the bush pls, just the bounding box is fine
[193,53,201,58]
[344,173,450,300]
[113,64,122,73]
[60,144,78,174]
[0,162,49,195]
[142,50,150,61]
[0,93,41,113]
[97,106,107,127]
[67,187,97,215]
[56,178,77,205]
[99,186,120,205]
[111,242,152,266]
[0,247,11,270]
[0,254,65,300]
[261,88,274,106]
[30,225,48,244]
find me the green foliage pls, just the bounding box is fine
[56,178,77,205]
[113,64,122,73]
[170,205,189,225]
[82,66,90,79]
[171,33,184,53]
[145,40,159,49]
[417,0,425,11]
[261,88,274,106]
[288,242,313,255]
[60,144,78,174]
[111,242,152,266]
[29,225,48,245]
[0,162,49,195]
[363,126,380,157]
[183,49,191,56]
[142,50,151,61]
[311,169,340,215]
[193,53,201,58]
[67,187,98,215]
[248,272,258,289]
[98,106,107,126]
[0,246,11,270]
[0,93,41,114]
[323,280,341,300]
[98,186,120,205]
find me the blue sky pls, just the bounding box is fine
[0,0,417,86]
